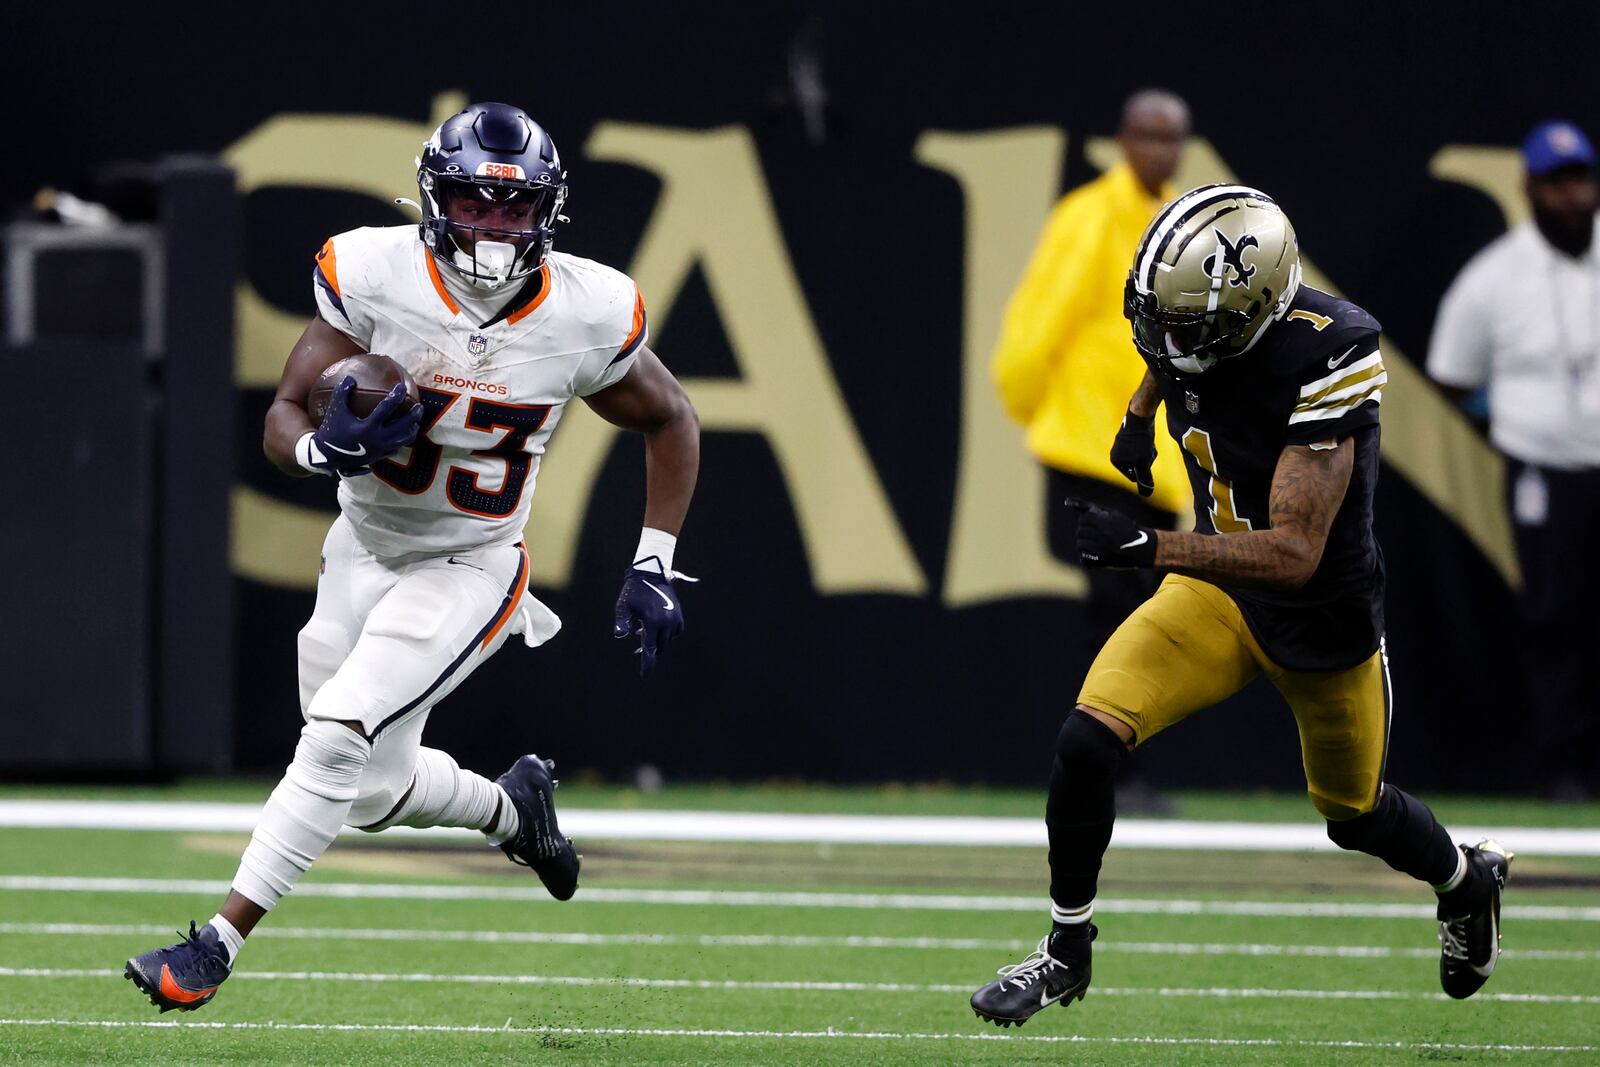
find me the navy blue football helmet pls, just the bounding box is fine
[416,103,567,290]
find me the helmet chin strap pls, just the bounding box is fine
[453,239,520,290]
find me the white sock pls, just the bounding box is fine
[1432,845,1468,894]
[208,913,244,966]
[1051,900,1094,926]
[364,747,519,842]
[232,719,372,910]
[485,783,521,844]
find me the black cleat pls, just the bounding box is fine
[496,754,581,900]
[1438,839,1513,1000]
[970,925,1094,1027]
[124,921,232,1013]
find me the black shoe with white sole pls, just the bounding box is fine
[970,925,1094,1027]
[1437,839,1513,1000]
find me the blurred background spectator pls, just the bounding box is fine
[1426,119,1600,800]
[990,89,1196,810]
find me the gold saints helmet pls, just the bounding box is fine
[1123,184,1301,373]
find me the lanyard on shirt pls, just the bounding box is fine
[1546,249,1600,400]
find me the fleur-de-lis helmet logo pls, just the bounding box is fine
[1203,229,1260,288]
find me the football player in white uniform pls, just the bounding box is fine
[126,102,700,1013]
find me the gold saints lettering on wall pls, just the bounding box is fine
[225,98,1517,595]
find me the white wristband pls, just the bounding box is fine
[633,527,677,577]
[294,431,331,476]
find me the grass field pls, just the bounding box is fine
[1,784,1596,1065]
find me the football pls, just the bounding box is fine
[307,353,420,423]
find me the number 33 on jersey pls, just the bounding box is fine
[312,225,648,557]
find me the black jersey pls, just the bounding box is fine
[1151,286,1386,672]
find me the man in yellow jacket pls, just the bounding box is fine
[994,89,1193,630]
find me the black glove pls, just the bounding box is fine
[310,378,424,476]
[612,565,686,678]
[1109,409,1157,498]
[1068,499,1158,569]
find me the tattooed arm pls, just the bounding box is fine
[1153,438,1354,590]
[1127,367,1162,418]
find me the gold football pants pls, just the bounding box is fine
[1077,574,1390,820]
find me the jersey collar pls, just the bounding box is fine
[425,250,552,328]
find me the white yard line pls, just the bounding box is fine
[0,1018,1592,1053]
[3,875,1598,921]
[4,967,1597,1005]
[3,922,1596,961]
[3,800,1598,854]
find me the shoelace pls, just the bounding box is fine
[995,937,1064,991]
[158,921,203,958]
[158,921,230,978]
[1438,918,1471,962]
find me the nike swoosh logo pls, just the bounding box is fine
[323,441,367,457]
[1040,986,1069,1007]
[158,964,218,1004]
[1327,344,1358,369]
[1119,531,1150,550]
[641,579,675,610]
[1472,906,1499,977]
[445,557,483,570]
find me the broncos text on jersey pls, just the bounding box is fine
[311,226,648,558]
[1150,285,1387,671]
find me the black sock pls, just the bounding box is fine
[1048,921,1097,960]
[1050,920,1096,941]
[1047,710,1126,916]
[1325,785,1460,885]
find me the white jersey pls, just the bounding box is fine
[311,226,646,557]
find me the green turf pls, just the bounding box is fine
[0,794,1595,1065]
[4,779,1599,827]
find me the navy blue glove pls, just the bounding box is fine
[1109,409,1157,498]
[1068,499,1158,569]
[308,378,423,476]
[612,564,686,678]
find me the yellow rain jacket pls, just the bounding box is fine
[992,161,1192,515]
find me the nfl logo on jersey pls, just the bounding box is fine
[1185,390,1200,413]
[468,334,489,356]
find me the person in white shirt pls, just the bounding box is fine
[1427,119,1600,800]
[124,102,701,1013]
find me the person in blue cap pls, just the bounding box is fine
[1522,120,1599,256]
[1428,119,1600,800]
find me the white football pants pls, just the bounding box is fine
[298,514,560,825]
[231,515,560,909]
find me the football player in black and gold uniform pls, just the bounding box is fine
[970,185,1512,1028]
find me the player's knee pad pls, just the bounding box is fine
[235,719,373,911]
[1055,708,1127,782]
[284,718,373,804]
